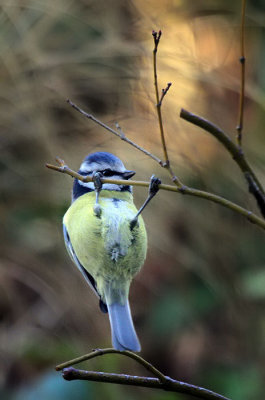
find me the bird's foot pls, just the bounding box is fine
[92,171,103,217]
[130,175,161,229]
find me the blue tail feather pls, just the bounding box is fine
[108,301,141,352]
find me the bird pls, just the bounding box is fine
[62,151,159,352]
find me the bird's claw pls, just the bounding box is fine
[130,175,161,230]
[92,171,103,191]
[92,171,103,217]
[149,175,161,196]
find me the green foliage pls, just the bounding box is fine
[241,269,265,299]
[200,366,263,400]
[149,280,218,338]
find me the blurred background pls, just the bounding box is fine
[0,0,265,399]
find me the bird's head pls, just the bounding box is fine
[72,152,135,201]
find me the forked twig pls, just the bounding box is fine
[152,31,183,186]
[56,348,166,381]
[152,30,168,163]
[56,348,230,400]
[178,1,264,217]
[158,82,172,106]
[180,109,265,217]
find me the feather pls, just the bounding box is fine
[63,224,100,300]
[108,300,141,352]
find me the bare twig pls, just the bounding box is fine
[46,159,265,230]
[56,348,230,400]
[236,0,247,146]
[158,82,172,107]
[56,348,166,382]
[180,108,265,217]
[62,367,230,400]
[67,99,163,166]
[152,30,168,164]
[152,30,183,186]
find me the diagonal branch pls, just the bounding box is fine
[67,99,163,167]
[180,108,265,217]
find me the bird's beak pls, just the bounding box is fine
[122,170,136,180]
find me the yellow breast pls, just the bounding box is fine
[63,190,147,297]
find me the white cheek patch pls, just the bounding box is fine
[78,175,127,191]
[101,183,122,191]
[78,181,95,190]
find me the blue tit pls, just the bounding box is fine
[63,152,147,352]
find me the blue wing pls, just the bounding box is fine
[63,223,108,313]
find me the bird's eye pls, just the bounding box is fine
[102,169,113,177]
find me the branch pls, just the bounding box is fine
[152,31,183,186]
[157,82,172,107]
[62,368,229,400]
[236,0,247,146]
[152,30,168,163]
[55,349,230,400]
[180,109,265,217]
[56,348,166,382]
[46,159,265,230]
[67,99,163,167]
